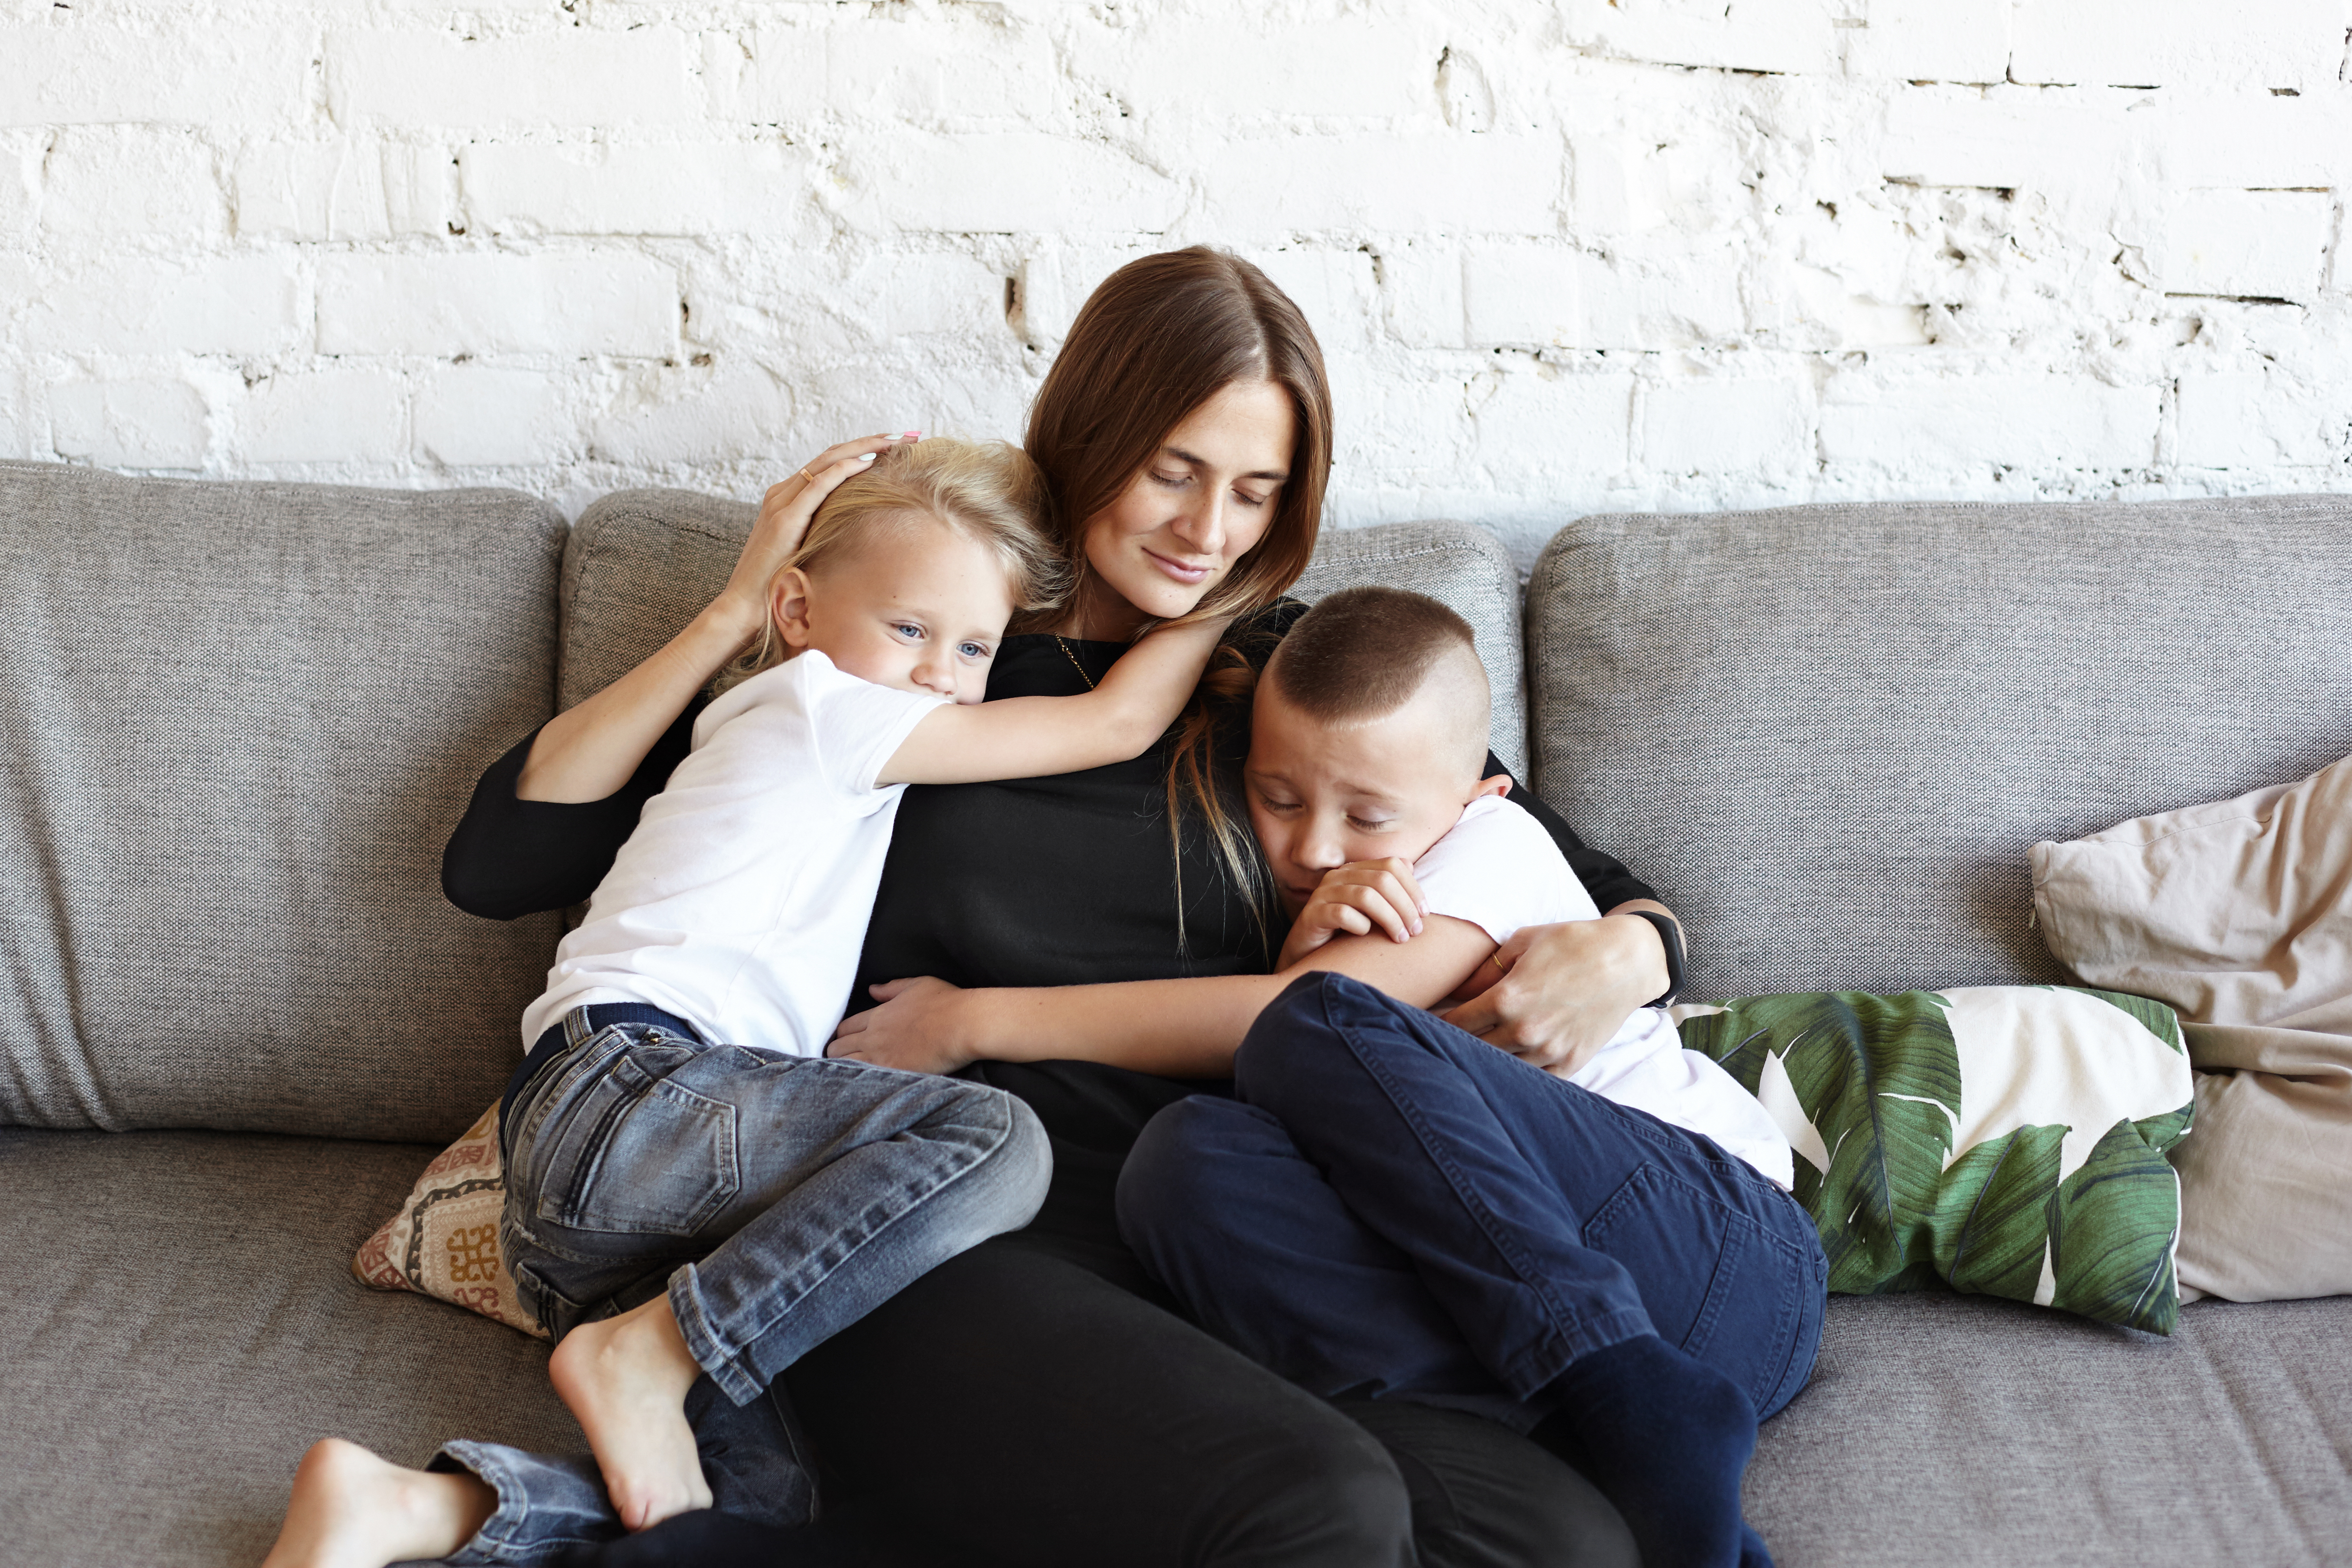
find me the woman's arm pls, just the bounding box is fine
[518,436,903,803]
[1462,763,1681,1074]
[830,916,1496,1077]
[441,710,694,919]
[878,617,1228,787]
[1436,903,1677,1074]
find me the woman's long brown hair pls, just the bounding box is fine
[1023,247,1333,956]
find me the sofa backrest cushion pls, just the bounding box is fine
[564,495,1531,773]
[0,461,566,1141]
[1526,497,2352,1000]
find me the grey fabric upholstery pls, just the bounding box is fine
[564,493,1531,770]
[1526,497,2352,1000]
[1752,1292,2352,1567]
[560,488,755,714]
[0,462,567,1142]
[1294,520,1528,777]
[0,1126,577,1568]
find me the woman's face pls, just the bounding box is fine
[1076,379,1297,638]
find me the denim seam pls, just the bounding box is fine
[437,1442,614,1562]
[670,1089,1023,1405]
[1326,990,1655,1395]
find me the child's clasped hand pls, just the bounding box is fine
[1276,858,1430,970]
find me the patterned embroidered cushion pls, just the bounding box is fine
[353,1102,543,1338]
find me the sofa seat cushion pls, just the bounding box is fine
[0,461,569,1141]
[0,1126,577,1568]
[1754,1291,2352,1566]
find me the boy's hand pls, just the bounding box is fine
[1277,858,1429,971]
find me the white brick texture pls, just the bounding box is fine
[463,144,819,239]
[1,1,2347,558]
[317,254,679,357]
[240,370,407,466]
[50,379,212,470]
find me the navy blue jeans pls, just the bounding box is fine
[1117,973,1826,1434]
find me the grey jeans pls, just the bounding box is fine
[434,1006,1051,1562]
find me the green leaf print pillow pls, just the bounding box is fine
[1672,988,2193,1335]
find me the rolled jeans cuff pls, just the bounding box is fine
[670,1263,766,1408]
[429,1440,622,1566]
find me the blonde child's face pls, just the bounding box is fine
[1244,682,1503,917]
[772,516,1017,706]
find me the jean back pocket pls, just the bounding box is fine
[529,1040,742,1239]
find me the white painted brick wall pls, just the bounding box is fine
[1,0,2347,562]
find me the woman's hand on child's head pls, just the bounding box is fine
[1276,858,1429,971]
[717,433,917,633]
[827,975,975,1075]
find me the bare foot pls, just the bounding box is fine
[547,1293,713,1531]
[259,1438,496,1568]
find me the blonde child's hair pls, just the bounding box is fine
[713,437,1070,698]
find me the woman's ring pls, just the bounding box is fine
[798,466,815,484]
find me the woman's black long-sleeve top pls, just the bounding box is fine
[442,601,1662,1565]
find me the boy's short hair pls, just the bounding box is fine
[1265,587,1487,760]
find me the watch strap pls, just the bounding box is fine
[1628,910,1686,1008]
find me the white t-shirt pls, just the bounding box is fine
[520,650,947,1058]
[1413,796,1797,1189]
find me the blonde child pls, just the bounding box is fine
[265,439,1227,1568]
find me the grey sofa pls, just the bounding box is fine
[3,459,2346,1566]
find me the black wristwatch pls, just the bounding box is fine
[1627,911,1686,1008]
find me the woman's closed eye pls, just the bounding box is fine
[1150,467,1275,512]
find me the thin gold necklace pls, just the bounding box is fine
[1052,635,1097,691]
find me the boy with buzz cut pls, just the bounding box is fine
[1118,586,1827,1568]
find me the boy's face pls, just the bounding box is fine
[774,518,1015,705]
[1245,683,1500,916]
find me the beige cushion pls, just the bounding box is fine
[2032,756,2352,1302]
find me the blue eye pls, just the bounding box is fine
[894,624,922,640]
[958,642,988,659]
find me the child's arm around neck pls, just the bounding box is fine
[874,616,1229,787]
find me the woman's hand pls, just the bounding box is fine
[828,976,979,1075]
[1276,858,1429,971]
[1437,904,1676,1077]
[713,432,917,637]
[515,433,917,803]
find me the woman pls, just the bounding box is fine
[450,248,1679,1567]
